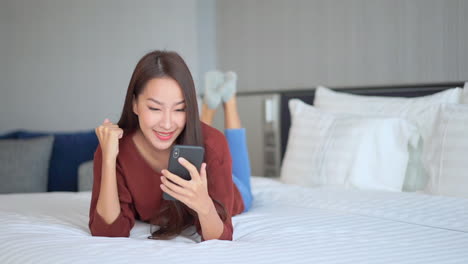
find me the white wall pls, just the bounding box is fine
[196,0,217,87]
[0,0,216,133]
[216,0,468,92]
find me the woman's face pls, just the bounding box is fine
[133,77,187,153]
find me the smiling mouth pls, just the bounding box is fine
[154,130,175,141]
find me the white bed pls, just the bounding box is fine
[1,176,467,264]
[2,83,468,264]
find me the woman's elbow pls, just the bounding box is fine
[89,226,130,238]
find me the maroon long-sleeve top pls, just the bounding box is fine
[88,122,244,240]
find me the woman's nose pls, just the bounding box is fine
[160,111,172,130]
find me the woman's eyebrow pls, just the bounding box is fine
[147,98,162,105]
[146,98,185,106]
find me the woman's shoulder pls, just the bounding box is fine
[201,122,225,140]
[119,130,136,147]
[201,122,229,162]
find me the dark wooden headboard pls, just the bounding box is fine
[278,82,465,160]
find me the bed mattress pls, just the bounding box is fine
[1,177,467,264]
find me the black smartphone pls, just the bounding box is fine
[162,145,205,201]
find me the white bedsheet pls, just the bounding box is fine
[1,177,467,264]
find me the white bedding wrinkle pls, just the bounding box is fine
[0,177,467,264]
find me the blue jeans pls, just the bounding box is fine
[225,128,253,212]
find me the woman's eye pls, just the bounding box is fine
[175,108,186,112]
[148,107,160,111]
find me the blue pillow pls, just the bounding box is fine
[0,131,21,139]
[18,130,98,192]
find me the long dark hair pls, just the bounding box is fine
[117,50,225,239]
[118,50,201,144]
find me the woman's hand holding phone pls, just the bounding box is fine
[160,158,213,215]
[95,118,123,162]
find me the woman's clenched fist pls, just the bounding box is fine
[95,118,124,162]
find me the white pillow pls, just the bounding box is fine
[314,86,463,192]
[423,104,468,198]
[280,99,419,192]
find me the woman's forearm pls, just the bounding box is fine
[96,158,121,224]
[197,199,224,240]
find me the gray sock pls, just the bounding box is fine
[221,71,237,102]
[203,71,224,109]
